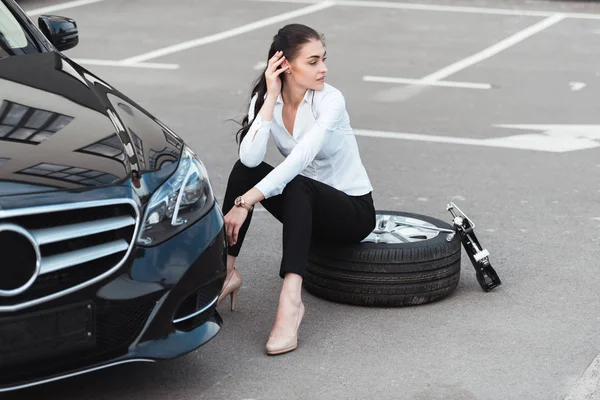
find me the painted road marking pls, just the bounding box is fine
[354,124,600,153]
[367,14,565,99]
[254,61,268,70]
[73,59,180,70]
[422,14,566,82]
[119,1,336,65]
[564,352,600,400]
[26,0,104,16]
[363,76,491,90]
[492,124,600,140]
[248,0,600,20]
[569,82,587,91]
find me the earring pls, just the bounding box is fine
[286,70,291,74]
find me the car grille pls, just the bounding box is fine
[0,200,139,310]
[0,293,162,386]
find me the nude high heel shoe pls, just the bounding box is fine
[217,268,242,311]
[265,302,305,355]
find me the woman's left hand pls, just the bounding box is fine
[224,206,249,246]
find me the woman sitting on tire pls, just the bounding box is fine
[220,23,376,355]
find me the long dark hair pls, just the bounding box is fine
[235,24,324,145]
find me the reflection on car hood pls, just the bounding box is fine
[0,52,183,197]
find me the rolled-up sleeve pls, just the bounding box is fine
[254,91,346,199]
[239,94,271,168]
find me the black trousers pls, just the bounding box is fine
[223,160,376,279]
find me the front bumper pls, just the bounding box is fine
[0,203,227,392]
[1,312,224,392]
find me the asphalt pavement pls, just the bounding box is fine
[6,0,600,399]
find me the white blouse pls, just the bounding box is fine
[239,83,373,199]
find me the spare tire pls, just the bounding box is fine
[304,210,462,307]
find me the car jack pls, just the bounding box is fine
[446,202,502,292]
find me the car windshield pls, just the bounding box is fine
[0,1,41,57]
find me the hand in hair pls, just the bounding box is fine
[265,50,289,98]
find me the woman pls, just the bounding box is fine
[220,23,375,355]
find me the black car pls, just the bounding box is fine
[0,0,227,391]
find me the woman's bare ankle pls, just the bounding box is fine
[226,255,236,274]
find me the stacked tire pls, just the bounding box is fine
[304,211,461,307]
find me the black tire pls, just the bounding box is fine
[304,210,461,307]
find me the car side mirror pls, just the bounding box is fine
[38,15,79,51]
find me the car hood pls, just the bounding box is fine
[0,52,183,198]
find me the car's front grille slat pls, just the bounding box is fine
[32,216,136,245]
[0,199,139,310]
[40,240,129,275]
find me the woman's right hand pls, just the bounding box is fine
[224,205,249,246]
[265,51,289,97]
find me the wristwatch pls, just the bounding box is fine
[234,196,254,211]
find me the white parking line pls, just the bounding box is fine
[421,14,566,82]
[354,128,600,153]
[119,1,336,65]
[254,61,268,70]
[335,0,551,17]
[569,82,587,91]
[247,0,600,20]
[564,352,600,400]
[74,59,180,70]
[26,0,105,16]
[370,14,565,99]
[363,76,491,90]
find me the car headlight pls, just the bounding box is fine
[137,146,214,246]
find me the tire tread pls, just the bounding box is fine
[304,210,462,307]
